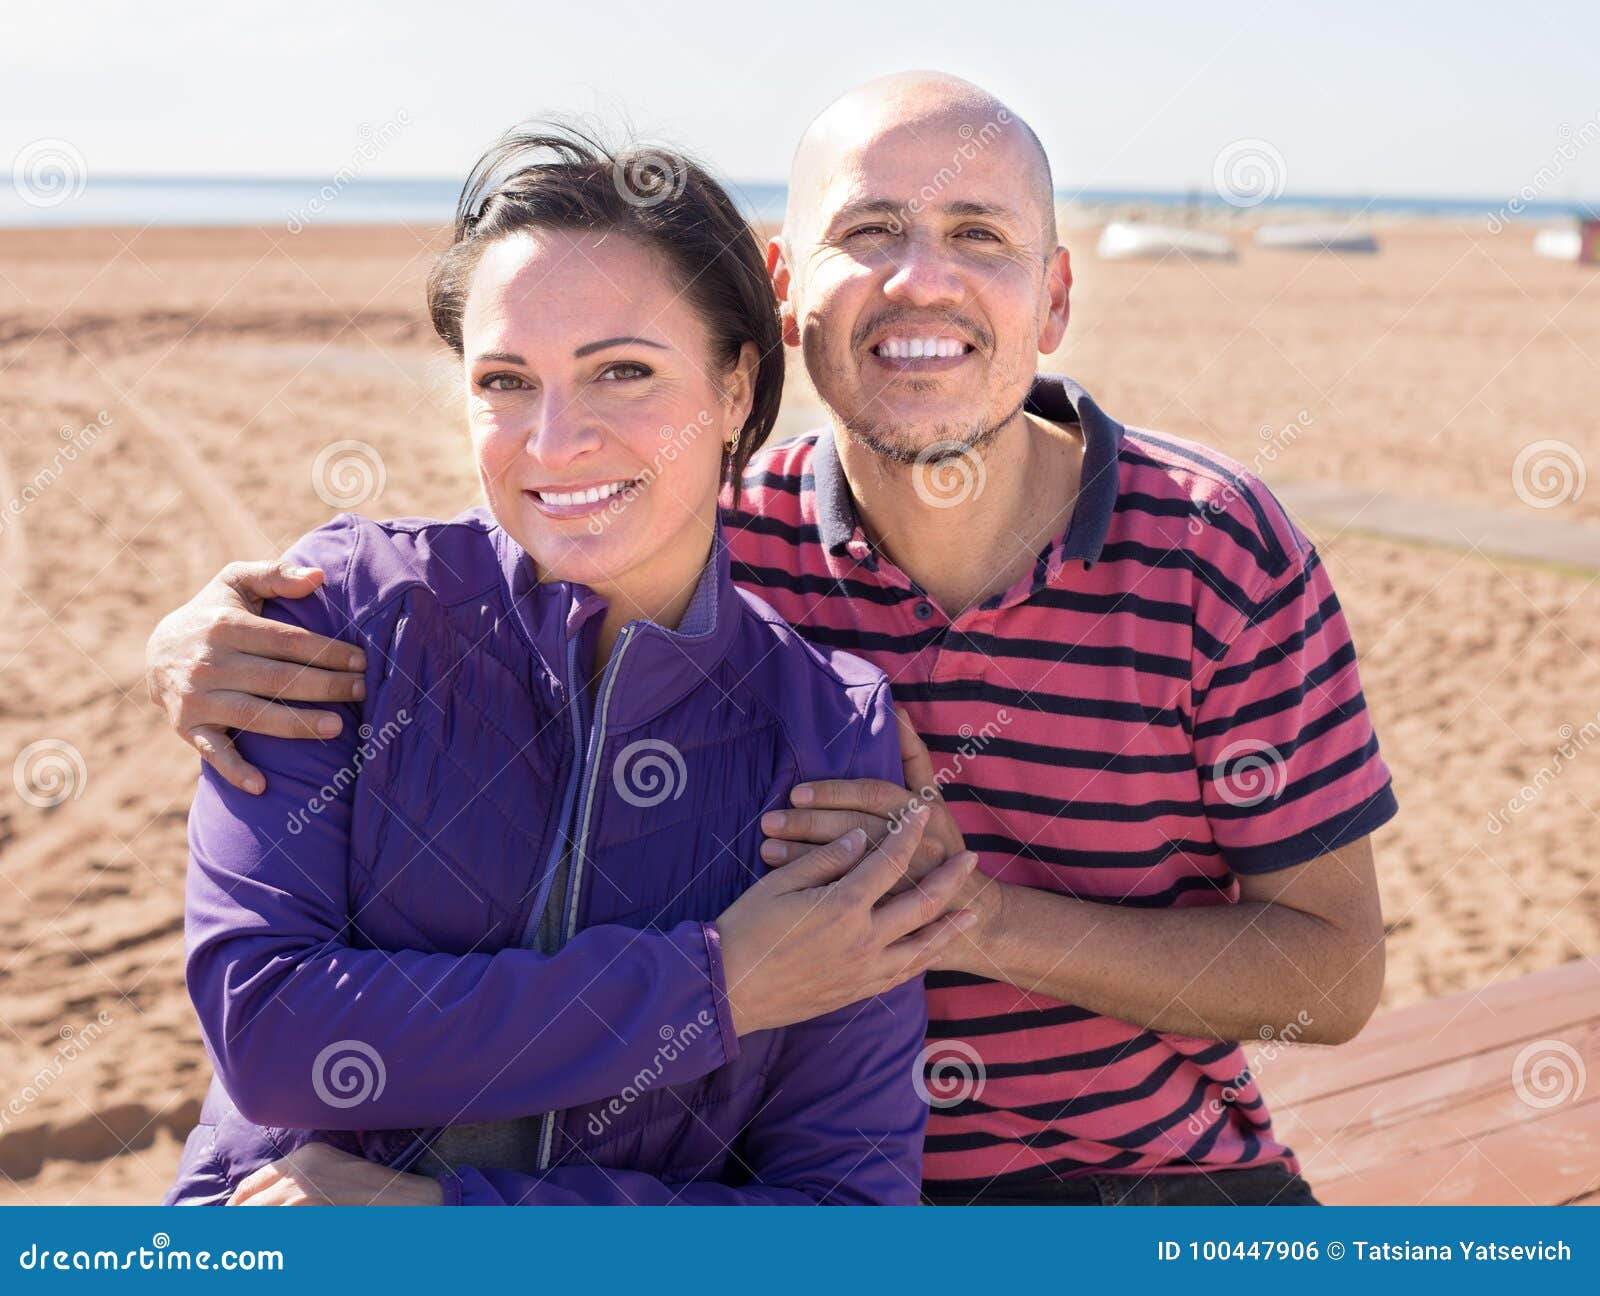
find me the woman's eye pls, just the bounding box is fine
[599,361,651,382]
[479,372,529,392]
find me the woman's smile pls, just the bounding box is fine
[525,477,642,517]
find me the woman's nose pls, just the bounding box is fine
[525,399,603,469]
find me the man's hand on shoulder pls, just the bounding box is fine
[144,560,367,794]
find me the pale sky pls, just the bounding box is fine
[5,0,1598,200]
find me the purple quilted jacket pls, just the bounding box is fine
[164,508,927,1205]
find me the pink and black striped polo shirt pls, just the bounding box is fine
[720,373,1397,1194]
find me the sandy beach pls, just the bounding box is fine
[1,216,1596,1204]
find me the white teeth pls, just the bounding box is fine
[875,336,968,359]
[537,480,632,507]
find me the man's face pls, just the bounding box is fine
[777,114,1068,463]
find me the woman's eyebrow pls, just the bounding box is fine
[573,336,667,358]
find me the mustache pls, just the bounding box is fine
[852,310,993,353]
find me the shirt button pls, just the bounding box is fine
[913,600,934,621]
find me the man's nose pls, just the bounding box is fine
[882,237,965,309]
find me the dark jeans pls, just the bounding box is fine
[925,1163,1321,1206]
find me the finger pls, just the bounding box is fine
[883,840,955,893]
[881,908,980,977]
[836,803,929,905]
[227,1163,279,1204]
[219,559,325,606]
[188,725,266,795]
[896,711,938,792]
[760,807,886,850]
[208,692,348,741]
[766,827,871,892]
[213,650,366,703]
[790,777,907,817]
[873,851,979,941]
[218,613,366,674]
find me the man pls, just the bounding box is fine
[147,72,1395,1205]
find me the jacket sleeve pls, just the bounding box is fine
[436,679,930,1205]
[184,517,738,1131]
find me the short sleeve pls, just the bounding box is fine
[1193,547,1397,874]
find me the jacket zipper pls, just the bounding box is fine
[518,634,588,950]
[536,622,637,1171]
[385,630,607,1175]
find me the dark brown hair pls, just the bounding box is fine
[427,123,783,499]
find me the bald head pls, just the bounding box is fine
[784,71,1057,251]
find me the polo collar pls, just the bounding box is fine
[812,373,1125,567]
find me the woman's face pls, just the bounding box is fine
[462,228,752,606]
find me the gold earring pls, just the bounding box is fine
[725,426,741,454]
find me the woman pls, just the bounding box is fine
[164,127,977,1206]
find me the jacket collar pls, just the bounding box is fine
[814,372,1125,567]
[493,519,742,728]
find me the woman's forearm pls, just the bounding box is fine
[192,918,737,1129]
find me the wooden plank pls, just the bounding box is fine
[1267,1021,1600,1176]
[1242,958,1600,1205]
[1307,1097,1600,1205]
[1246,958,1600,1105]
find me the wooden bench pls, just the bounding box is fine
[1246,957,1600,1205]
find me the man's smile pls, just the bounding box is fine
[867,334,977,374]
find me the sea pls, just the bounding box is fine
[0,176,1592,230]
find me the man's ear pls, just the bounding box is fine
[1037,244,1072,355]
[767,236,802,348]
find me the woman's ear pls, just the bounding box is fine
[724,341,759,431]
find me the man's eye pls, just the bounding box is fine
[958,227,1002,242]
[480,373,529,391]
[848,223,899,238]
[599,362,651,382]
